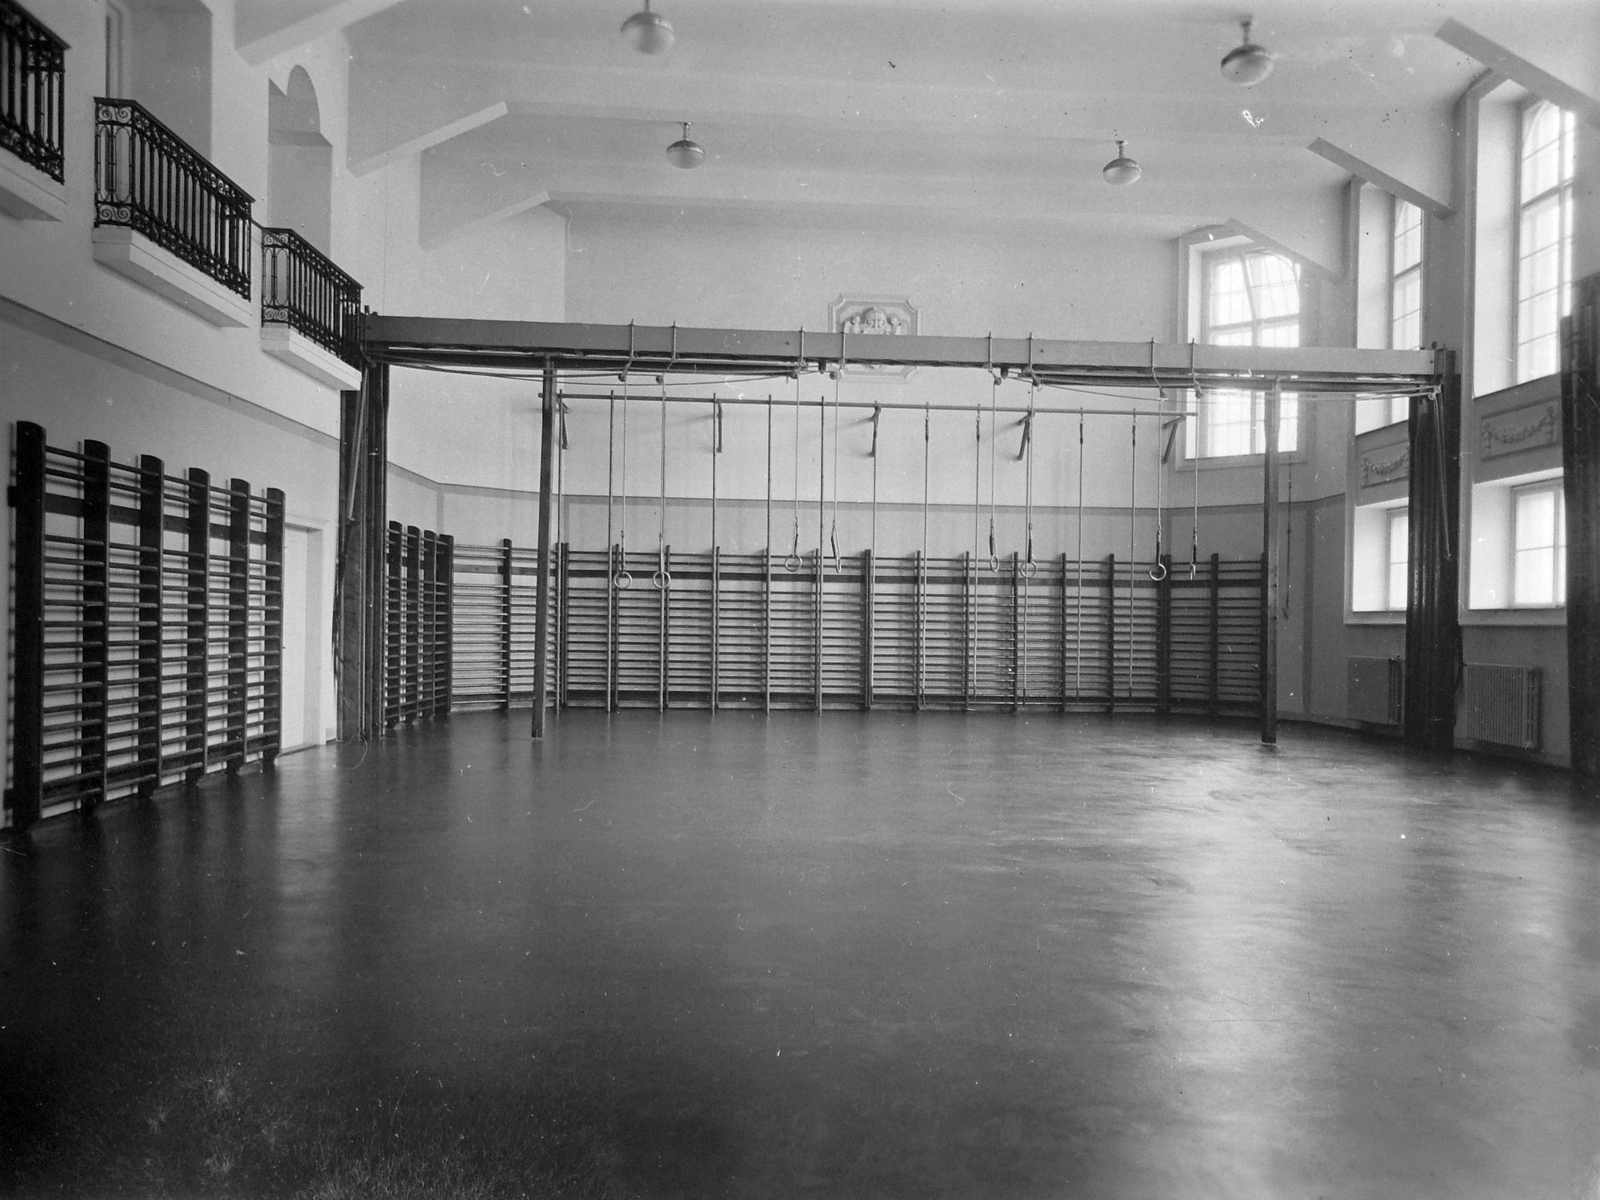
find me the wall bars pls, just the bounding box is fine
[7,422,283,830]
[381,521,453,729]
[449,543,1263,715]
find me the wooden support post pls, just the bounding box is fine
[557,542,570,711]
[1564,276,1600,774]
[81,441,111,806]
[336,369,388,744]
[711,545,720,712]
[184,469,210,783]
[500,538,513,710]
[1403,351,1461,751]
[263,487,285,767]
[1208,553,1221,718]
[1156,553,1172,716]
[1060,552,1069,712]
[813,549,824,712]
[962,551,972,712]
[438,534,454,716]
[861,549,874,711]
[225,479,251,772]
[10,422,46,828]
[1261,382,1281,745]
[532,360,556,738]
[134,454,165,796]
[1105,553,1116,715]
[914,551,926,711]
[659,546,670,712]
[1011,552,1022,712]
[385,522,401,727]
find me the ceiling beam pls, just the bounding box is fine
[1436,19,1600,128]
[1306,138,1453,219]
[364,317,1438,390]
[1219,218,1340,282]
[350,103,509,176]
[237,0,405,67]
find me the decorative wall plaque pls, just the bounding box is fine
[1360,447,1410,488]
[1480,403,1558,460]
[829,295,919,377]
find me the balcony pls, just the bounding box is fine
[260,226,364,389]
[92,97,254,326]
[0,0,67,220]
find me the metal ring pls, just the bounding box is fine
[1148,561,1169,582]
[652,569,671,590]
[987,555,1000,573]
[783,553,802,573]
[1188,562,1198,581]
[614,570,633,590]
[1019,559,1039,579]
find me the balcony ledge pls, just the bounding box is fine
[261,324,362,391]
[92,225,252,327]
[0,147,66,221]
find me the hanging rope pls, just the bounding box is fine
[1187,342,1206,580]
[786,373,802,572]
[1146,341,1168,583]
[606,390,615,560]
[654,376,671,590]
[973,404,982,577]
[870,405,881,560]
[988,368,1001,572]
[830,365,842,573]
[922,398,931,568]
[1019,380,1037,579]
[615,375,633,589]
[1128,414,1137,698]
[765,393,773,567]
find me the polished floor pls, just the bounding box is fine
[3,710,1600,1199]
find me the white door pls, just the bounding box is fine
[280,526,321,751]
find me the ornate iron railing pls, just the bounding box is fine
[261,227,363,366]
[94,97,253,298]
[0,0,66,183]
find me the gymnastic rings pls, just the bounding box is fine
[987,554,1000,574]
[1019,559,1039,580]
[783,552,802,574]
[614,569,633,589]
[652,567,672,590]
[1148,560,1169,583]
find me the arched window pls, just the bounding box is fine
[1190,248,1300,458]
[267,67,332,253]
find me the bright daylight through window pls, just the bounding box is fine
[1516,101,1575,383]
[1192,249,1299,458]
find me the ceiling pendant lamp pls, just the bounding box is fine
[666,121,704,169]
[621,0,674,54]
[1220,17,1274,86]
[1101,140,1142,186]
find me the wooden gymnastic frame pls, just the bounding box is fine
[351,316,1443,743]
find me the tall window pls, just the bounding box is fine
[1512,481,1566,606]
[1516,101,1576,382]
[1386,507,1409,611]
[104,0,128,97]
[1391,198,1423,352]
[1192,249,1300,457]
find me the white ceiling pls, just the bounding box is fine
[334,0,1597,253]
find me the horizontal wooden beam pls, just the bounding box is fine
[363,316,1439,390]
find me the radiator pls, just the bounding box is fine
[1348,656,1404,726]
[1460,664,1541,750]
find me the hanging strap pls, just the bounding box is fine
[1019,384,1037,579]
[615,375,633,589]
[654,376,671,590]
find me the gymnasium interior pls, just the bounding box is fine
[3,0,1600,1195]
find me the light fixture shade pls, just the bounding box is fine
[666,122,704,169]
[621,1,674,53]
[1102,140,1141,186]
[1220,18,1273,86]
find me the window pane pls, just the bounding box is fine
[1387,509,1409,610]
[1521,102,1563,199]
[1515,546,1555,605]
[1203,391,1254,457]
[1210,327,1253,347]
[1392,268,1422,350]
[1278,395,1298,453]
[1246,253,1300,320]
[1209,258,1251,327]
[1515,487,1556,549]
[1393,200,1422,272]
[1257,321,1299,348]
